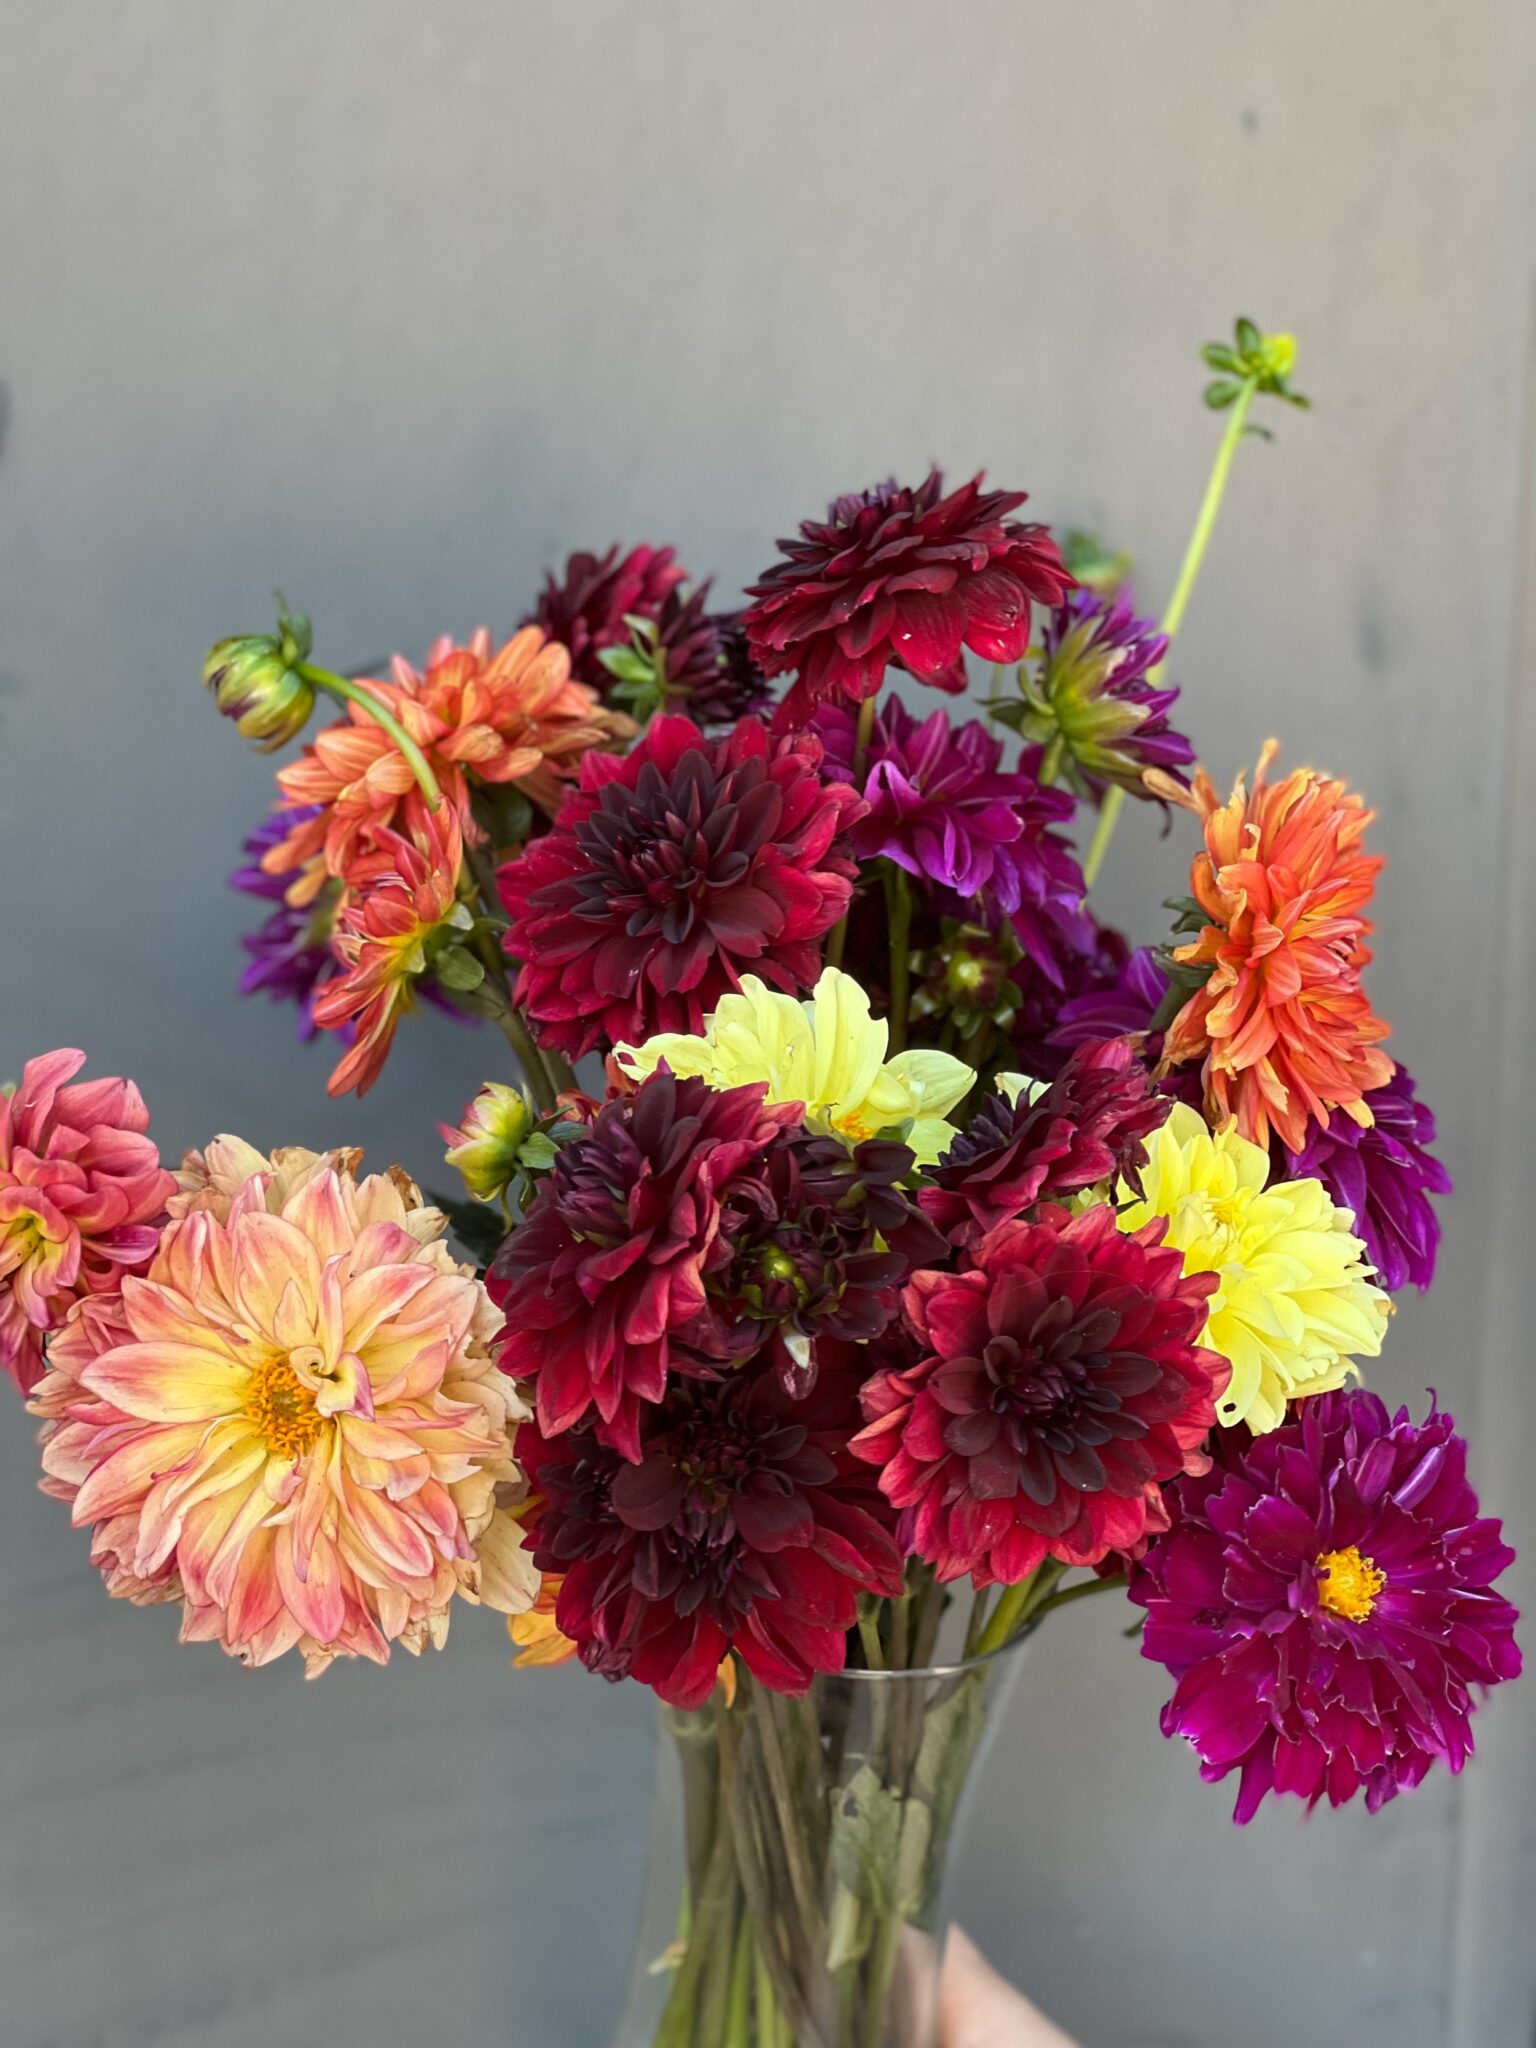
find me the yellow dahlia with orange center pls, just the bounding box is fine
[32,1148,538,1673]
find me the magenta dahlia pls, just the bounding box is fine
[488,1072,798,1460]
[745,470,1072,726]
[1131,1390,1521,1821]
[524,543,687,690]
[521,1356,904,1707]
[854,1204,1223,1585]
[498,715,861,1058]
[922,1037,1172,1246]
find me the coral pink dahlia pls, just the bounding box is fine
[31,1152,535,1671]
[498,715,862,1059]
[0,1050,175,1393]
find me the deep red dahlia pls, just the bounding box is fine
[498,715,862,1058]
[922,1037,1172,1246]
[521,1358,904,1707]
[488,1072,797,1460]
[524,544,687,689]
[744,470,1072,726]
[1131,1391,1521,1820]
[853,1204,1223,1586]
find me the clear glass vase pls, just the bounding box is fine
[612,1640,1028,2048]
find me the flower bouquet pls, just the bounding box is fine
[3,319,1520,2048]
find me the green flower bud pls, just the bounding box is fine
[441,1082,538,1203]
[204,599,316,750]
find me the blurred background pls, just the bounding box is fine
[2,4,1534,2043]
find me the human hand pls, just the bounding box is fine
[939,1927,1076,2047]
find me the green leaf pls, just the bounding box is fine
[984,697,1030,733]
[1234,316,1261,356]
[515,1130,560,1172]
[422,1187,509,1274]
[1201,343,1241,374]
[828,1765,904,1916]
[1203,379,1241,410]
[433,948,486,992]
[1162,893,1208,936]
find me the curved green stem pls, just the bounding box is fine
[300,663,443,811]
[882,863,913,1054]
[1081,375,1259,890]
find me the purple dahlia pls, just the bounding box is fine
[1026,586,1193,800]
[745,470,1072,727]
[229,806,340,1039]
[1282,1066,1451,1293]
[1131,1389,1520,1821]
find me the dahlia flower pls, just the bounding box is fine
[266,627,621,884]
[0,1050,175,1393]
[1008,922,1139,1081]
[499,716,861,1060]
[524,544,687,690]
[814,701,1092,974]
[1048,943,1168,1050]
[204,602,316,751]
[598,585,773,728]
[1116,1103,1389,1433]
[441,1083,539,1204]
[1283,1065,1450,1294]
[1023,586,1193,799]
[30,1152,537,1671]
[229,806,342,1038]
[922,1037,1171,1245]
[744,470,1072,725]
[170,1134,364,1223]
[1160,744,1394,1151]
[521,1357,903,1707]
[616,965,975,1166]
[853,1203,1223,1585]
[489,1072,800,1460]
[1131,1390,1521,1820]
[313,813,473,1097]
[509,1576,579,1669]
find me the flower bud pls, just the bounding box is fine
[204,602,316,750]
[441,1083,537,1203]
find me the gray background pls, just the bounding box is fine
[2,4,1533,2043]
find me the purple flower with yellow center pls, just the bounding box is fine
[1130,1389,1520,1822]
[815,700,1091,982]
[1282,1065,1451,1293]
[229,807,341,1041]
[1020,586,1193,801]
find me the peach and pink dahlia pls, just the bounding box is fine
[31,1146,537,1672]
[1160,743,1394,1152]
[0,1050,175,1393]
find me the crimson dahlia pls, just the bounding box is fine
[488,1072,797,1460]
[521,1359,904,1708]
[854,1204,1223,1585]
[745,471,1072,726]
[1131,1391,1520,1820]
[524,543,687,690]
[922,1037,1171,1246]
[498,715,861,1058]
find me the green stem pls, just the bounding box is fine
[883,863,913,1054]
[856,1604,887,1672]
[973,1559,1066,1657]
[300,664,443,811]
[723,1914,753,2048]
[1030,1571,1127,1619]
[825,697,879,975]
[1080,374,1258,890]
[460,845,560,1113]
[859,1909,902,2048]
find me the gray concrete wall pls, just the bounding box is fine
[2,4,1532,2042]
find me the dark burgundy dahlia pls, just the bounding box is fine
[1131,1390,1520,1821]
[707,1133,947,1395]
[524,543,687,689]
[489,1073,798,1459]
[522,1360,904,1707]
[854,1203,1223,1586]
[619,586,774,728]
[923,1037,1172,1246]
[498,715,862,1058]
[745,470,1072,726]
[1282,1065,1451,1293]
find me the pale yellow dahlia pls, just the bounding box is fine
[32,1149,538,1674]
[1115,1103,1389,1433]
[614,966,974,1166]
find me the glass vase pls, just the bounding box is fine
[611,1641,1027,2048]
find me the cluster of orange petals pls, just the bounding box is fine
[312,809,469,1097]
[1159,742,1394,1152]
[265,626,625,887]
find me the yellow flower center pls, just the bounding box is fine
[1316,1545,1387,1622]
[244,1356,324,1460]
[830,1107,879,1143]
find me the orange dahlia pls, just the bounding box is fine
[1159,742,1393,1152]
[265,626,625,886]
[32,1147,538,1673]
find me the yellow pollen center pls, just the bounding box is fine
[1316,1545,1386,1622]
[830,1108,879,1143]
[244,1356,324,1460]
